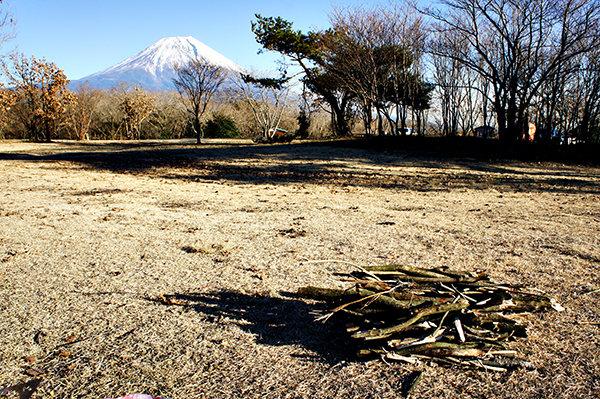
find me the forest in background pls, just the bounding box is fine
[1,0,600,153]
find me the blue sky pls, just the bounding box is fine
[7,0,397,81]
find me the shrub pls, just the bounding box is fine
[203,112,240,138]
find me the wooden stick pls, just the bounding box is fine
[297,286,354,300]
[352,300,469,339]
[356,288,421,309]
[365,274,474,283]
[332,286,405,312]
[388,328,446,349]
[390,342,479,357]
[362,264,449,278]
[454,316,466,342]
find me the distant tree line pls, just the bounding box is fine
[0,54,324,142]
[1,0,600,148]
[252,0,600,146]
[426,0,600,146]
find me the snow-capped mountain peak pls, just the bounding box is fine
[72,36,243,91]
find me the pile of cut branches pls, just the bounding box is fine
[298,264,564,371]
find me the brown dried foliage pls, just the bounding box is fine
[1,54,76,142]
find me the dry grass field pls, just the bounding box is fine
[0,138,599,398]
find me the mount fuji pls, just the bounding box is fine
[71,36,244,91]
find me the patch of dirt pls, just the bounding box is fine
[1,139,599,398]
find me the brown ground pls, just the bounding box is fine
[0,138,599,399]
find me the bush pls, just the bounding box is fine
[203,113,241,138]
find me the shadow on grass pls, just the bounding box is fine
[148,290,356,366]
[1,138,598,194]
[146,290,429,397]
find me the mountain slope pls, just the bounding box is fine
[71,36,243,91]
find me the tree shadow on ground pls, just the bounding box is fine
[148,290,357,366]
[1,138,598,194]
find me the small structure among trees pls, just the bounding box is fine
[474,126,496,139]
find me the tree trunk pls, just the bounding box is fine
[194,117,202,144]
[327,95,351,136]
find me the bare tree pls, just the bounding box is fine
[70,82,101,140]
[172,57,228,144]
[232,71,292,140]
[90,90,121,140]
[432,51,465,136]
[325,2,431,135]
[576,49,600,144]
[151,91,188,139]
[540,48,600,145]
[0,1,15,55]
[426,0,600,145]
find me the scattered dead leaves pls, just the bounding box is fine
[24,368,47,377]
[65,333,77,343]
[277,228,307,238]
[157,293,187,306]
[182,243,230,256]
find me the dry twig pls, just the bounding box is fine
[298,264,562,371]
